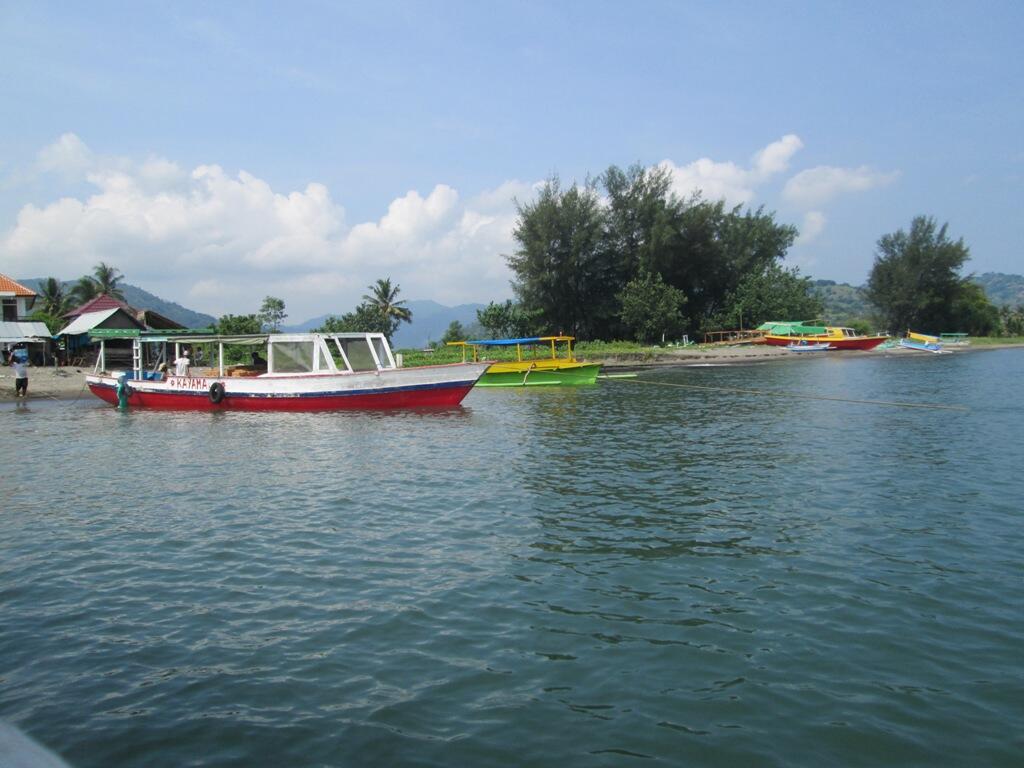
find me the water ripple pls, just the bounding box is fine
[2,351,1023,766]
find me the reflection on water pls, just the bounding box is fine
[1,351,1023,767]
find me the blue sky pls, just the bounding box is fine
[2,0,1021,320]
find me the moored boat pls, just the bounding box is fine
[762,324,887,351]
[899,334,952,354]
[785,341,832,352]
[899,339,949,353]
[86,331,490,410]
[448,336,601,386]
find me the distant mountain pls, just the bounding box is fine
[810,272,1024,322]
[973,272,1024,307]
[810,280,874,324]
[20,278,216,328]
[284,299,487,349]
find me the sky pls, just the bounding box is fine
[1,0,1022,322]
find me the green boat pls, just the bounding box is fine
[448,336,601,387]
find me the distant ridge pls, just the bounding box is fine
[811,272,1024,324]
[19,278,217,329]
[973,272,1024,307]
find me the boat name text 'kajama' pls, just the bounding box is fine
[168,376,209,391]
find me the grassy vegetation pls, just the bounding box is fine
[967,336,1024,346]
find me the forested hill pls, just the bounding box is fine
[810,280,872,323]
[812,273,1024,324]
[20,278,217,328]
[973,273,1024,307]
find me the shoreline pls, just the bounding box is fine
[3,343,1021,403]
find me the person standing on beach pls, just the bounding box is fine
[11,354,28,397]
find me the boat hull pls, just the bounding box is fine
[764,334,886,351]
[785,343,832,352]
[86,363,488,411]
[475,361,601,387]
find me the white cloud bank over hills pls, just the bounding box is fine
[1,134,895,319]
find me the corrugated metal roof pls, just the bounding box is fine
[0,274,37,297]
[57,308,121,336]
[0,320,52,342]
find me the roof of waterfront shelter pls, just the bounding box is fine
[0,274,37,297]
[63,294,133,318]
[0,320,52,342]
[58,308,125,336]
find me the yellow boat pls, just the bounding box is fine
[448,336,601,386]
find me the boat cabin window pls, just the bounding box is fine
[272,341,315,373]
[335,338,378,372]
[371,337,394,369]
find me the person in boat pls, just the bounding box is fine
[173,349,191,377]
[251,350,266,369]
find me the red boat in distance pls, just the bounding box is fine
[762,325,888,351]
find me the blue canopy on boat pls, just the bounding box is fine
[465,336,568,346]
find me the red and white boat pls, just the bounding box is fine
[86,332,490,411]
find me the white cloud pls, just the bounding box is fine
[659,134,803,206]
[796,211,827,245]
[752,134,804,177]
[783,165,899,209]
[1,133,899,320]
[0,134,521,318]
[37,133,94,175]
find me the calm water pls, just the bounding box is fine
[2,351,1022,767]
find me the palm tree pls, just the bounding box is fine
[362,278,413,340]
[93,262,125,300]
[70,275,100,306]
[39,277,70,317]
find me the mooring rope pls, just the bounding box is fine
[614,376,969,411]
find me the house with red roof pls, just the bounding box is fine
[0,274,52,361]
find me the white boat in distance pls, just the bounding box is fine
[785,341,833,352]
[86,331,490,411]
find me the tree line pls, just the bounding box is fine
[32,262,127,333]
[27,202,1021,344]
[477,166,1012,340]
[214,279,414,340]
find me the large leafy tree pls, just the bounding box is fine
[618,270,686,343]
[316,304,392,335]
[508,168,798,340]
[476,300,541,338]
[215,314,263,335]
[714,263,824,330]
[258,296,287,332]
[361,278,413,340]
[866,216,994,334]
[507,177,608,337]
[654,200,797,332]
[440,321,465,344]
[600,164,683,336]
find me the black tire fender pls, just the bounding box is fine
[209,381,226,404]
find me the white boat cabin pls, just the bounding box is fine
[91,331,399,380]
[264,333,397,375]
